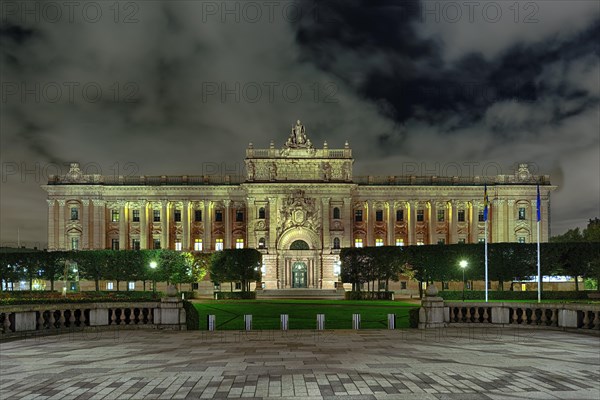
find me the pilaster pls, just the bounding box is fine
[182,200,190,250]
[224,200,232,249]
[203,200,211,251]
[47,200,56,250]
[140,200,148,249]
[57,200,66,250]
[81,199,90,249]
[119,201,127,250]
[321,197,330,250]
[161,200,169,249]
[387,201,394,246]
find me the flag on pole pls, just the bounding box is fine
[483,184,489,221]
[536,185,541,222]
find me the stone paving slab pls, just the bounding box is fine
[1,327,599,399]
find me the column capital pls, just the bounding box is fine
[81,199,90,206]
[47,199,56,207]
[92,199,105,206]
[57,199,66,206]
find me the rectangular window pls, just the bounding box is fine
[478,237,485,243]
[153,239,161,249]
[375,210,383,222]
[153,210,160,222]
[518,237,526,244]
[107,282,114,290]
[191,283,199,290]
[354,238,363,248]
[518,207,526,220]
[458,210,465,222]
[128,281,135,290]
[111,239,119,250]
[395,238,404,247]
[215,238,224,251]
[417,210,424,222]
[354,210,363,222]
[235,238,244,249]
[175,241,182,251]
[194,239,203,251]
[111,210,120,222]
[478,210,484,222]
[396,209,404,222]
[174,209,181,222]
[132,239,140,250]
[443,282,449,290]
[215,210,223,222]
[437,209,445,222]
[375,238,384,247]
[235,282,242,290]
[71,238,79,250]
[400,281,407,290]
[70,207,79,220]
[458,238,466,244]
[437,238,445,245]
[417,239,424,246]
[195,210,202,222]
[132,209,140,222]
[236,210,244,222]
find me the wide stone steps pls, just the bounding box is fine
[256,289,344,299]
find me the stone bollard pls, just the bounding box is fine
[280,314,289,330]
[418,284,447,330]
[316,314,325,330]
[207,315,216,331]
[352,314,361,330]
[154,285,187,330]
[244,315,252,331]
[387,314,396,330]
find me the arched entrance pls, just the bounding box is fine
[292,262,307,288]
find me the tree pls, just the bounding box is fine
[209,249,261,292]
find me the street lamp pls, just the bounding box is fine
[149,261,158,293]
[459,260,468,301]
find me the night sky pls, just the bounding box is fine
[1,0,599,248]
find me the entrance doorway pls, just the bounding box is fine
[292,262,307,288]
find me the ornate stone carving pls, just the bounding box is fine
[277,190,320,236]
[246,160,255,181]
[285,120,313,149]
[515,163,536,182]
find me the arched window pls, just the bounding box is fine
[290,240,310,250]
[258,237,266,248]
[258,207,266,219]
[333,207,340,219]
[333,237,340,249]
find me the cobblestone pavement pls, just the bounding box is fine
[1,327,599,399]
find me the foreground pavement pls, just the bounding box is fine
[1,327,599,399]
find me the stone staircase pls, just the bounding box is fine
[256,289,345,300]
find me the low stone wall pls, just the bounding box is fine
[0,298,186,340]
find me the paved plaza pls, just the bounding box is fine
[1,327,599,399]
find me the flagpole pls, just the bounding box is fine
[485,219,488,303]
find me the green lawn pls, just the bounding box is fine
[192,299,418,330]
[447,299,600,304]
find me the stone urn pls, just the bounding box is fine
[166,284,178,297]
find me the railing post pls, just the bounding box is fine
[244,315,252,331]
[387,314,395,330]
[280,314,288,331]
[316,314,325,330]
[352,314,361,330]
[207,315,216,331]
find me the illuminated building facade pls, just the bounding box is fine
[42,121,556,290]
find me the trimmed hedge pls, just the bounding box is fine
[0,290,163,305]
[182,300,199,330]
[345,291,395,300]
[438,290,590,301]
[214,291,256,300]
[408,308,420,328]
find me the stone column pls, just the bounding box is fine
[81,199,90,249]
[92,200,105,249]
[140,200,148,249]
[98,201,106,249]
[418,285,447,330]
[366,200,374,246]
[531,199,537,243]
[342,198,352,248]
[409,201,417,245]
[450,200,458,244]
[428,201,436,244]
[224,200,231,249]
[57,200,66,250]
[182,200,190,250]
[321,198,330,250]
[118,202,127,250]
[203,200,211,251]
[268,197,277,249]
[161,200,169,249]
[387,201,394,246]
[246,197,256,248]
[470,202,478,243]
[507,200,515,242]
[47,200,56,250]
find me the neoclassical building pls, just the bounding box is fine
[43,121,556,290]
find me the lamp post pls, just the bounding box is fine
[459,260,468,302]
[149,261,157,293]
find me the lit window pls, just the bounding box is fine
[395,238,404,246]
[355,210,363,222]
[128,281,135,290]
[132,209,140,222]
[107,282,114,290]
[258,207,266,219]
[375,238,384,247]
[458,238,466,244]
[333,237,340,249]
[417,239,424,246]
[375,210,383,222]
[478,210,484,222]
[175,241,182,251]
[153,210,160,222]
[236,238,244,249]
[400,281,407,290]
[236,211,244,222]
[437,209,445,222]
[215,238,224,251]
[518,207,526,220]
[174,209,181,222]
[153,239,161,249]
[70,207,79,220]
[215,210,223,222]
[458,210,465,222]
[71,238,79,250]
[132,239,140,250]
[111,210,120,222]
[518,237,526,244]
[333,207,340,219]
[396,209,404,222]
[437,238,445,245]
[354,238,363,248]
[417,210,424,222]
[258,238,266,249]
[195,210,202,222]
[478,237,485,243]
[111,239,119,250]
[194,239,203,251]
